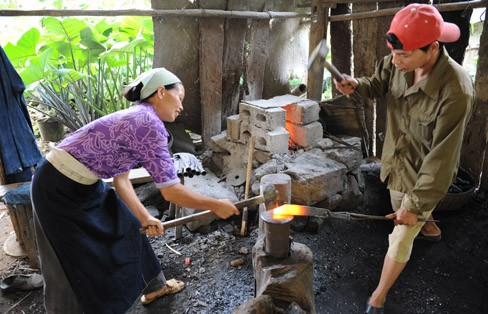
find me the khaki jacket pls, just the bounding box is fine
[356,48,474,213]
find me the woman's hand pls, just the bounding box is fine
[141,216,165,237]
[212,199,240,219]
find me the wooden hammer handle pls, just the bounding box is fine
[139,194,265,234]
[324,59,345,82]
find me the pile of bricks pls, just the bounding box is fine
[226,95,323,154]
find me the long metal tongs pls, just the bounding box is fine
[326,211,438,222]
[271,205,438,223]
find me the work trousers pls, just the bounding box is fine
[386,190,435,263]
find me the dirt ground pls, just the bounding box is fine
[1,170,488,314]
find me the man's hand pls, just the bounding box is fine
[333,74,359,95]
[386,207,419,226]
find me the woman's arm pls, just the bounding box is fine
[113,171,164,236]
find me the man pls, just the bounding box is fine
[334,4,474,313]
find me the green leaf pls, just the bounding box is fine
[107,38,150,54]
[19,48,55,85]
[42,17,87,42]
[3,28,41,65]
[80,26,108,44]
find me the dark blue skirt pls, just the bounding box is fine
[31,158,161,313]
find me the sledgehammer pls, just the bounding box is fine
[139,194,268,234]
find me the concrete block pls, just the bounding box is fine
[242,94,303,109]
[208,131,228,153]
[283,99,320,125]
[286,121,323,148]
[254,127,290,154]
[282,148,347,205]
[226,114,241,142]
[239,102,286,131]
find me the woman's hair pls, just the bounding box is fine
[123,82,180,102]
[386,33,443,52]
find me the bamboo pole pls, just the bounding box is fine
[0,8,310,19]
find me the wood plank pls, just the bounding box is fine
[152,0,201,134]
[16,204,39,268]
[262,0,309,99]
[464,16,488,191]
[330,3,352,98]
[222,1,249,121]
[374,0,398,157]
[0,155,6,185]
[199,0,226,145]
[6,205,23,249]
[352,2,376,156]
[307,0,329,101]
[245,16,270,100]
[244,0,275,101]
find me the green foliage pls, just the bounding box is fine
[4,15,154,131]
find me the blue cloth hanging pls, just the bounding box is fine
[0,45,42,182]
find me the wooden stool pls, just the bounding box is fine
[1,182,39,269]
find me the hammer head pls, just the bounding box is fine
[307,39,328,70]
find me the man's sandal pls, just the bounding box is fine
[140,279,185,305]
[365,297,384,314]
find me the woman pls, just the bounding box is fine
[31,68,240,313]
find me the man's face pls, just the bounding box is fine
[390,46,433,72]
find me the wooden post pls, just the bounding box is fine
[464,16,488,191]
[244,1,271,101]
[374,1,397,157]
[0,156,6,185]
[352,2,376,157]
[307,0,328,102]
[221,1,248,127]
[152,0,201,133]
[5,203,39,269]
[200,0,225,145]
[330,3,352,98]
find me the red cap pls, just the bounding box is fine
[387,3,460,51]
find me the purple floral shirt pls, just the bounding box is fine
[58,103,179,188]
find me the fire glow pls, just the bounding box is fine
[271,204,310,220]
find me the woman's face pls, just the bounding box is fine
[154,84,185,122]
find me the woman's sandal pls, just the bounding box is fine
[140,279,185,305]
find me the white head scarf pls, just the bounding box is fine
[127,68,181,100]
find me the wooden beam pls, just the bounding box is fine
[0,8,310,19]
[329,0,488,22]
